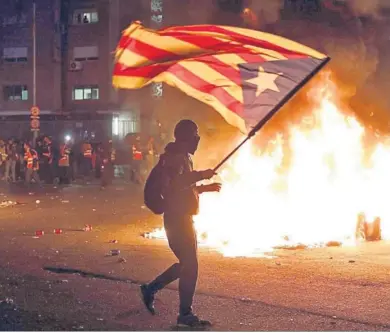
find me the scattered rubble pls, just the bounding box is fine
[0,201,18,208]
[326,241,342,247]
[83,225,92,232]
[110,249,120,256]
[0,298,14,305]
[35,230,44,236]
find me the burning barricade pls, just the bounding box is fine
[143,75,389,257]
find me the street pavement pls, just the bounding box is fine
[0,181,389,331]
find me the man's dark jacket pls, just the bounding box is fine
[160,142,204,217]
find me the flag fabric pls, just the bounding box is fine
[113,21,329,134]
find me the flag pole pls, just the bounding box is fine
[213,57,331,172]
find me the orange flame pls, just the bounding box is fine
[148,73,390,257]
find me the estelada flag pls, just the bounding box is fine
[113,21,330,134]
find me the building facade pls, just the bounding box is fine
[0,0,151,141]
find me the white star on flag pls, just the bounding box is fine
[246,66,281,97]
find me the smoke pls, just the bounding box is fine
[346,0,389,19]
[264,2,390,134]
[123,0,389,147]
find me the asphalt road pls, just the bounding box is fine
[0,181,389,331]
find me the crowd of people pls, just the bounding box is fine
[0,133,164,189]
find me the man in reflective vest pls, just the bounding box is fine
[58,142,71,184]
[24,143,41,186]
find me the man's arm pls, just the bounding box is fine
[196,183,222,194]
[162,155,214,191]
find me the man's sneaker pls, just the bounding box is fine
[177,313,212,328]
[140,284,155,315]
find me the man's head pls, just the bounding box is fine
[174,119,200,155]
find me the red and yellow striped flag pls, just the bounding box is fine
[113,21,329,133]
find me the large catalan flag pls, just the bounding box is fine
[113,21,330,134]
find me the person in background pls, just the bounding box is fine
[41,136,53,184]
[93,142,103,179]
[70,141,81,181]
[145,136,156,176]
[131,135,144,184]
[81,141,93,179]
[24,143,41,186]
[0,140,6,180]
[58,141,71,184]
[16,140,25,181]
[5,139,18,183]
[101,139,116,189]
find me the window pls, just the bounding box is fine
[3,85,28,101]
[73,46,98,61]
[2,14,27,27]
[3,47,28,63]
[72,85,99,100]
[73,10,98,24]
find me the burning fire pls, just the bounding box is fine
[147,73,390,257]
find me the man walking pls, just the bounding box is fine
[140,120,221,328]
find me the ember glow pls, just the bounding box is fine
[148,73,390,257]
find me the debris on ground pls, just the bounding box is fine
[61,200,70,203]
[83,225,92,232]
[110,249,120,256]
[35,200,40,204]
[326,241,342,247]
[240,297,252,303]
[348,260,356,263]
[109,240,118,244]
[0,298,14,305]
[0,201,18,208]
[35,230,44,236]
[118,258,126,263]
[274,244,307,250]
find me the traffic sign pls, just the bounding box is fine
[30,119,40,129]
[30,106,40,117]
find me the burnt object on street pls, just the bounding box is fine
[355,213,381,241]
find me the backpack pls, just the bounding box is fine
[144,160,165,215]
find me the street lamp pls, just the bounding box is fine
[31,0,39,147]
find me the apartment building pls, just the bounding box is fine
[0,0,151,140]
[0,0,245,140]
